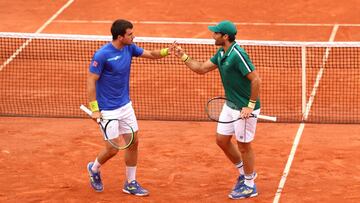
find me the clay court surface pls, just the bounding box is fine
[1,0,360,202]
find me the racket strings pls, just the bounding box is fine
[207,99,225,120]
[104,120,134,149]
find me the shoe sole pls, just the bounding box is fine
[122,189,149,196]
[228,192,258,199]
[87,163,104,192]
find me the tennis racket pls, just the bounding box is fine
[80,105,135,150]
[206,97,277,123]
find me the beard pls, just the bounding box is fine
[215,39,224,46]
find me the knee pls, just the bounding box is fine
[106,146,119,157]
[237,147,246,154]
[237,142,252,154]
[216,135,230,149]
[127,138,139,151]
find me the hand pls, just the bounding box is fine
[172,41,186,58]
[166,42,175,56]
[91,111,102,121]
[240,107,253,119]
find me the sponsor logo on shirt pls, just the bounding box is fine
[107,55,122,61]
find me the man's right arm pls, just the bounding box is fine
[174,44,217,74]
[183,58,217,75]
[87,72,101,119]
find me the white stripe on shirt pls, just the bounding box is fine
[234,48,252,72]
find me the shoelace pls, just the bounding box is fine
[93,173,102,182]
[130,181,145,191]
[132,181,140,187]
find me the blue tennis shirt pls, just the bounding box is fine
[89,42,144,110]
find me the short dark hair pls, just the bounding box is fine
[111,19,133,40]
[227,34,236,42]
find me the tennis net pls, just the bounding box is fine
[1,32,359,123]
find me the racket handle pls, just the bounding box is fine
[80,104,102,123]
[80,104,92,116]
[256,114,277,122]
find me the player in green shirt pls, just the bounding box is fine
[174,20,261,200]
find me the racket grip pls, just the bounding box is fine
[257,114,277,122]
[80,104,92,116]
[80,104,102,123]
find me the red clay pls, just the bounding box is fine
[0,117,297,202]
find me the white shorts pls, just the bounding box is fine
[100,102,138,140]
[216,104,260,143]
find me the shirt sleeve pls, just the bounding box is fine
[89,52,105,75]
[236,50,255,76]
[130,43,144,57]
[210,51,219,66]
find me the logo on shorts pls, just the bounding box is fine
[240,136,244,139]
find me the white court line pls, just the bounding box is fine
[302,25,338,120]
[272,24,339,203]
[53,20,360,27]
[0,0,75,71]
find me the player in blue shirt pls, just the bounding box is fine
[86,19,172,196]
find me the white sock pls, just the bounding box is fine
[244,173,255,188]
[235,161,244,175]
[91,158,101,173]
[126,166,137,182]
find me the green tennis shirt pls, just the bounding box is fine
[210,42,260,110]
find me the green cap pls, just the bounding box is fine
[208,20,237,36]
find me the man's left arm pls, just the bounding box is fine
[140,48,171,59]
[247,70,261,102]
[241,70,261,118]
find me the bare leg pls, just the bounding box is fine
[124,132,139,166]
[237,142,254,175]
[97,138,120,164]
[216,133,242,164]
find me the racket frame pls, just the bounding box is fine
[80,105,135,150]
[206,97,277,123]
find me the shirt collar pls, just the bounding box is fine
[224,41,237,56]
[220,41,237,59]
